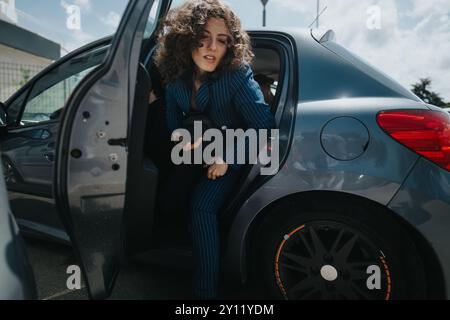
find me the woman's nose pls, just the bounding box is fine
[207,39,217,51]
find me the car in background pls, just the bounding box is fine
[0,149,37,300]
[0,0,449,300]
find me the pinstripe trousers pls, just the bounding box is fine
[189,166,241,299]
[159,162,241,299]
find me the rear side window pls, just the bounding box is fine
[321,40,419,102]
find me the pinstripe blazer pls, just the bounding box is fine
[165,64,275,133]
[164,64,275,170]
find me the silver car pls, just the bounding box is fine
[0,0,449,300]
[0,153,37,300]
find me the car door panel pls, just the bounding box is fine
[1,122,62,239]
[1,41,112,243]
[10,123,57,186]
[54,0,170,299]
[0,156,37,300]
[1,122,58,191]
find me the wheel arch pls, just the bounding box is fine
[237,190,445,299]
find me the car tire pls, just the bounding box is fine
[251,198,427,300]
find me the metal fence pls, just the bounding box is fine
[21,73,84,122]
[0,61,47,102]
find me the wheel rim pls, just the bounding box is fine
[274,221,392,300]
[2,160,17,183]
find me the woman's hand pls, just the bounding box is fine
[206,158,228,180]
[182,136,203,151]
[149,90,158,104]
[172,130,203,151]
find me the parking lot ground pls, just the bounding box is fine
[24,237,264,300]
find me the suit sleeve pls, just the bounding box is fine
[165,83,184,135]
[228,65,276,171]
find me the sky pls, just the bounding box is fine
[6,0,450,100]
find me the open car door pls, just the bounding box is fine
[54,0,172,299]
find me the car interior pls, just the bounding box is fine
[125,42,284,252]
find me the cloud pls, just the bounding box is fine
[58,0,96,53]
[100,11,121,29]
[60,0,91,12]
[63,29,96,52]
[74,0,91,11]
[271,0,450,101]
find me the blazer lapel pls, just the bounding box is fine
[176,79,191,114]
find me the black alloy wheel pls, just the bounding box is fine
[274,221,391,300]
[252,199,428,300]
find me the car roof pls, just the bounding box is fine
[247,27,316,43]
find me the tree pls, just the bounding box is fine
[411,78,449,108]
[13,68,32,90]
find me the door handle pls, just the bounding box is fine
[44,152,55,162]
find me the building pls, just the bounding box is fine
[0,0,60,102]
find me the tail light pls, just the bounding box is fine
[377,110,450,171]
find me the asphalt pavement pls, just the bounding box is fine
[24,237,264,300]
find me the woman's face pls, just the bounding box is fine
[191,17,231,75]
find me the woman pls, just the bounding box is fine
[154,0,275,299]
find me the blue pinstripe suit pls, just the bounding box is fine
[165,64,275,299]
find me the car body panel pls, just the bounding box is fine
[9,192,67,242]
[53,0,170,299]
[224,97,425,280]
[388,157,450,297]
[2,122,58,190]
[224,29,439,285]
[0,153,37,300]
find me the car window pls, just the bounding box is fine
[9,44,110,127]
[20,66,96,125]
[3,0,167,127]
[144,0,162,39]
[0,1,128,104]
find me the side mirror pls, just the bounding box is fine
[0,102,7,128]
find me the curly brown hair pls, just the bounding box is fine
[154,0,254,84]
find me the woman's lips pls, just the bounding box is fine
[204,55,217,64]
